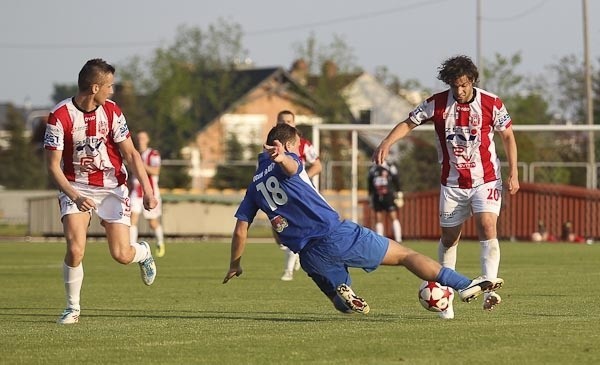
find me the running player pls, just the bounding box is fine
[45,59,157,324]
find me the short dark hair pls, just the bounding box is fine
[276,110,295,123]
[437,55,479,85]
[78,58,115,92]
[267,123,298,146]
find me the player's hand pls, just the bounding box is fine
[263,140,285,163]
[506,175,520,195]
[74,195,96,212]
[372,143,389,165]
[223,267,243,284]
[143,195,158,210]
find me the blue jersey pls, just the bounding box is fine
[235,152,342,253]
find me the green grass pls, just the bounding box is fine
[1,240,599,364]
[0,223,27,236]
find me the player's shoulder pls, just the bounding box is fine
[429,89,451,101]
[50,98,73,115]
[102,99,123,116]
[48,98,75,126]
[300,137,313,146]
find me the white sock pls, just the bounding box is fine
[375,222,384,236]
[284,248,298,272]
[155,225,164,246]
[480,238,500,279]
[63,262,83,311]
[437,240,457,270]
[130,242,150,263]
[130,225,138,245]
[392,219,402,242]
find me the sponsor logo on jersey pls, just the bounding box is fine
[455,162,476,169]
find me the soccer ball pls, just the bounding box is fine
[418,281,454,312]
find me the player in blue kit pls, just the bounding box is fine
[223,123,503,314]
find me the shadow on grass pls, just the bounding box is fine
[0,306,412,324]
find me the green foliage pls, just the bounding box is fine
[211,133,255,189]
[374,65,429,95]
[397,134,440,192]
[293,32,361,75]
[1,241,599,364]
[0,105,46,189]
[116,20,249,189]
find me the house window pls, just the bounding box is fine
[358,109,371,124]
[222,113,267,160]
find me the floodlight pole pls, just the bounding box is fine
[476,0,484,88]
[583,0,596,189]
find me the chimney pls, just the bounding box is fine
[289,58,308,86]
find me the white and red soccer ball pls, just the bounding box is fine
[418,281,454,312]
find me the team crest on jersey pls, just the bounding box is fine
[469,114,481,127]
[270,215,288,233]
[98,120,109,135]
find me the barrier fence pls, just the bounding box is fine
[362,182,600,241]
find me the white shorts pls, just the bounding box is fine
[129,194,162,219]
[59,182,131,225]
[439,179,503,227]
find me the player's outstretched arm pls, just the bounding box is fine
[263,140,299,176]
[223,219,249,284]
[373,118,416,165]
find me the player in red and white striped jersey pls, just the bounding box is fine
[373,55,519,319]
[275,110,322,281]
[129,131,165,257]
[44,59,158,324]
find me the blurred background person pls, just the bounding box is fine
[367,160,402,242]
[129,131,165,257]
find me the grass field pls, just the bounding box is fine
[1,239,599,364]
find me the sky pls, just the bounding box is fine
[1,0,598,108]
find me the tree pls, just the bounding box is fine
[0,105,46,189]
[118,20,249,189]
[293,32,361,75]
[210,133,255,189]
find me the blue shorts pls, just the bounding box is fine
[299,220,389,299]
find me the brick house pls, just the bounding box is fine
[189,66,322,190]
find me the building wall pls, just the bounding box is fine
[192,79,316,190]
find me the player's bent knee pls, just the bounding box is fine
[110,251,132,265]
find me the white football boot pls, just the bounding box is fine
[483,291,502,311]
[280,270,294,281]
[139,241,157,286]
[438,289,455,319]
[57,308,80,324]
[458,277,504,303]
[336,284,370,314]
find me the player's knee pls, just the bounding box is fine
[110,250,131,265]
[332,295,353,314]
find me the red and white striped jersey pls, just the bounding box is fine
[44,98,130,188]
[299,137,319,165]
[408,87,512,189]
[130,148,161,198]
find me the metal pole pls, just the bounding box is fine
[477,0,484,87]
[351,130,358,223]
[582,0,596,188]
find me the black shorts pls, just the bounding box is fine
[371,195,396,212]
